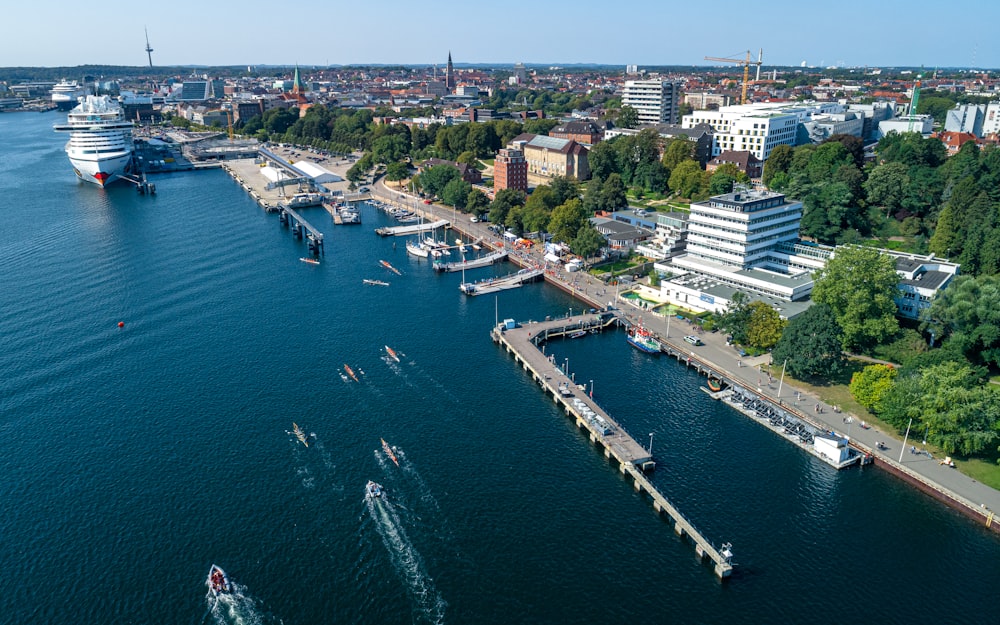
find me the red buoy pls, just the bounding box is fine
[118,321,124,328]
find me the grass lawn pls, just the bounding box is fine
[781,359,1000,490]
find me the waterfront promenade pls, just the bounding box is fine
[375,180,1000,532]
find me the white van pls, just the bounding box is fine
[683,335,702,346]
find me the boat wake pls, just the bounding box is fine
[365,493,446,624]
[206,581,280,625]
[288,432,340,491]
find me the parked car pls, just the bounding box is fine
[683,335,703,346]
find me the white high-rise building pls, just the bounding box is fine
[684,187,802,270]
[682,101,846,160]
[622,79,680,125]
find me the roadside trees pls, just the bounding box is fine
[811,246,899,352]
[770,304,845,379]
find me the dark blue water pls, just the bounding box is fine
[2,112,997,625]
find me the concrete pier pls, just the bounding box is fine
[493,314,735,579]
[278,206,325,255]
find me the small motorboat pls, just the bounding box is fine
[363,279,390,286]
[344,364,359,382]
[381,438,399,466]
[385,345,400,363]
[707,378,723,392]
[207,564,231,596]
[300,257,320,265]
[366,480,383,499]
[568,330,587,339]
[293,422,309,447]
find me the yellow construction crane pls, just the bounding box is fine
[704,50,763,105]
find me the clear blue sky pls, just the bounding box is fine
[4,0,997,69]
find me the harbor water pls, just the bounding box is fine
[1,111,998,624]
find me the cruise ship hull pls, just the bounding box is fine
[69,153,132,187]
[52,97,80,111]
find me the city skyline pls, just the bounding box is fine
[4,0,999,70]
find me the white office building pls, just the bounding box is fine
[682,101,848,161]
[622,80,680,125]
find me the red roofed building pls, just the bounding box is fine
[932,131,980,155]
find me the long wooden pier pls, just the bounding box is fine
[493,314,735,579]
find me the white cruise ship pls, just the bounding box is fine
[53,95,134,187]
[50,80,88,111]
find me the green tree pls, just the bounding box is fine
[523,118,560,135]
[762,143,793,187]
[924,274,1000,367]
[864,161,910,218]
[587,139,619,182]
[488,188,526,225]
[548,176,580,206]
[617,105,639,129]
[849,364,898,413]
[466,189,490,216]
[668,160,707,199]
[881,362,999,456]
[440,178,472,209]
[548,198,588,244]
[571,224,605,261]
[717,292,752,345]
[662,138,694,171]
[745,301,786,350]
[811,246,900,351]
[418,164,461,198]
[170,116,192,129]
[384,161,409,186]
[600,173,628,211]
[770,303,845,379]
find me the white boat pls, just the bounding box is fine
[286,192,324,208]
[366,480,383,499]
[207,564,231,596]
[300,257,320,265]
[363,279,390,286]
[339,204,361,224]
[406,240,430,258]
[50,80,88,111]
[385,345,400,362]
[53,95,134,187]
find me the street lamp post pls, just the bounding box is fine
[589,379,594,398]
[564,358,569,376]
[777,358,788,398]
[648,432,655,454]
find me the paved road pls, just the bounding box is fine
[374,181,1000,524]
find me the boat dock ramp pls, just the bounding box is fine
[493,314,735,580]
[434,249,508,273]
[374,219,450,237]
[460,268,543,296]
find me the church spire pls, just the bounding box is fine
[292,64,303,94]
[446,51,455,91]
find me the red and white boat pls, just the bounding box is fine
[207,564,231,596]
[385,345,400,363]
[344,364,358,382]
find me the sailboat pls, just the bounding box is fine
[385,345,400,362]
[406,239,430,258]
